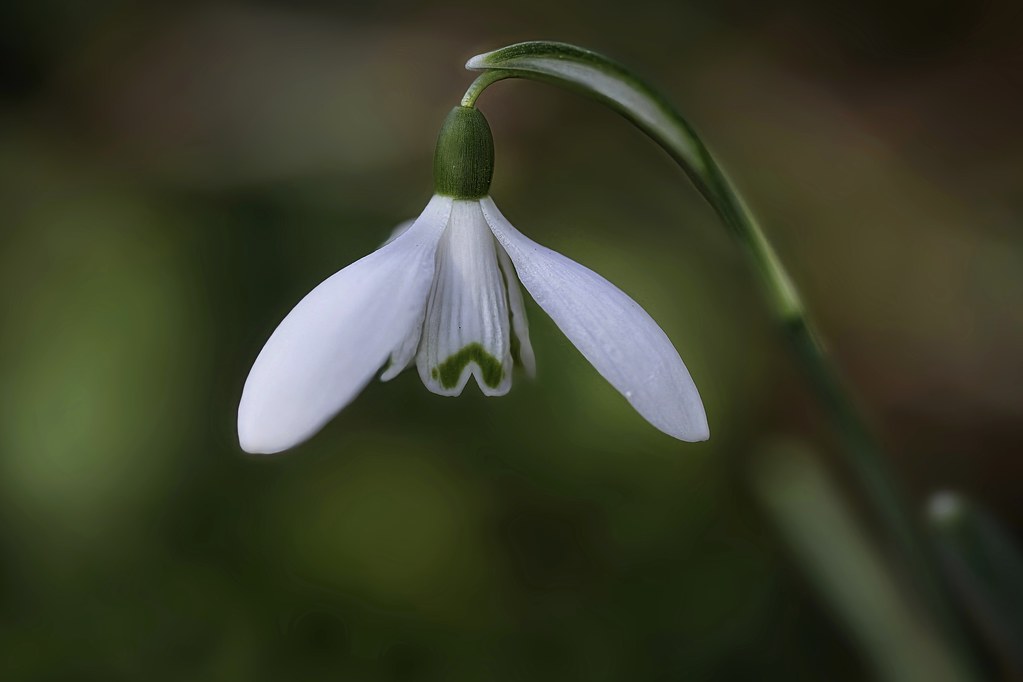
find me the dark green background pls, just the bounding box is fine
[1,0,1020,679]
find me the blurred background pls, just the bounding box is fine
[1,0,1021,679]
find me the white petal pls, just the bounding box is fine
[238,196,453,453]
[417,200,513,397]
[481,197,708,442]
[497,244,536,377]
[382,219,415,247]
[379,306,424,382]
[379,218,426,382]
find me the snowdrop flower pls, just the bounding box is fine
[238,106,708,453]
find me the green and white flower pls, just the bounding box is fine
[238,106,708,454]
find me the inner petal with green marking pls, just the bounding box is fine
[431,342,505,390]
[416,200,515,396]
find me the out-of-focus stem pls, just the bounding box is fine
[754,444,977,682]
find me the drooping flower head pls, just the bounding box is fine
[238,105,708,453]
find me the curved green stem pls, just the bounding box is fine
[461,70,515,108]
[465,41,975,669]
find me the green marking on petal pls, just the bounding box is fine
[433,343,503,389]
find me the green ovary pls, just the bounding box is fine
[430,343,504,389]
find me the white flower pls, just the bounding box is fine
[238,107,708,453]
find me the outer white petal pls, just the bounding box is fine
[379,220,426,382]
[481,197,708,442]
[496,244,536,377]
[379,317,424,382]
[417,200,513,397]
[238,196,453,454]
[382,219,415,246]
